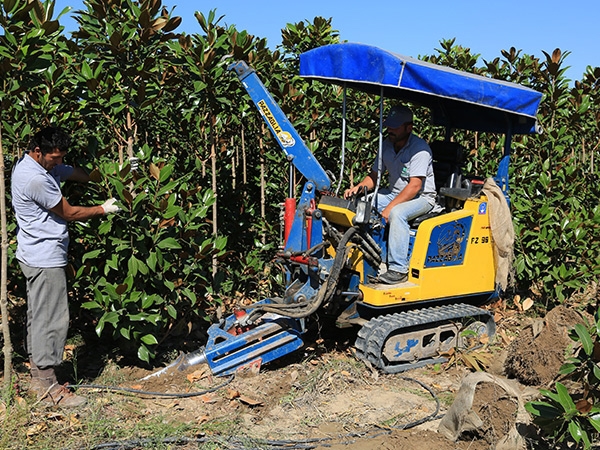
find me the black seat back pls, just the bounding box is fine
[429,141,468,211]
[430,141,465,189]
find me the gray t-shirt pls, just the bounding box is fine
[373,134,437,204]
[11,154,74,268]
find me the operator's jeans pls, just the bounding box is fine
[374,190,434,274]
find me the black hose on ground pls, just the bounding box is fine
[71,373,234,398]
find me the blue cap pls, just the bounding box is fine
[383,106,413,128]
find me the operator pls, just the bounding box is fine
[344,105,437,284]
[11,126,120,407]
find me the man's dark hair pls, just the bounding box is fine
[27,126,71,155]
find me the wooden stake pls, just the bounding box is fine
[0,126,13,389]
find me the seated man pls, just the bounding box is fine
[344,105,437,284]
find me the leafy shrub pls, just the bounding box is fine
[526,312,600,448]
[70,149,226,362]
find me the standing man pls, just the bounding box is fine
[344,106,438,284]
[11,126,119,407]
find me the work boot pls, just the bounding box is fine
[30,366,87,408]
[29,366,58,396]
[378,270,408,284]
[42,383,87,407]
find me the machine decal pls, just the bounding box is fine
[425,216,472,268]
[478,202,487,215]
[258,99,296,147]
[394,338,419,357]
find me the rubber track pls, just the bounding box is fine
[354,303,495,374]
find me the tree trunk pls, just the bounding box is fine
[126,109,135,160]
[260,125,266,244]
[210,116,218,276]
[230,137,236,190]
[0,127,13,389]
[241,127,247,185]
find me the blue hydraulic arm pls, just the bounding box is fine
[228,61,331,192]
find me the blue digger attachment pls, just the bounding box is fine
[202,309,304,376]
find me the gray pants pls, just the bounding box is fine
[19,263,69,368]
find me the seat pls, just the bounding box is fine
[429,140,470,211]
[409,141,468,228]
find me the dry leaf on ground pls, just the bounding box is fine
[238,395,263,406]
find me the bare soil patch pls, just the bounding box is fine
[106,352,489,450]
[2,302,593,449]
[503,305,587,386]
[470,381,519,444]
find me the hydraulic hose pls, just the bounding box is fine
[248,226,359,319]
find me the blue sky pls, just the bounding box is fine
[55,0,598,82]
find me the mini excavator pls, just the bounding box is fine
[149,43,542,379]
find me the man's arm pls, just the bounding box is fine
[50,197,105,222]
[380,177,424,221]
[344,171,378,199]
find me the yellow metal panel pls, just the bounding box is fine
[320,203,355,228]
[361,196,496,307]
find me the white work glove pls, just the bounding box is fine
[101,198,121,215]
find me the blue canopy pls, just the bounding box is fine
[299,43,543,135]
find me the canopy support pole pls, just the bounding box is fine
[335,84,348,196]
[373,89,384,211]
[495,119,513,203]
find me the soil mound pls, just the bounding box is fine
[471,381,519,444]
[503,305,586,386]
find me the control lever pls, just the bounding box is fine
[353,186,371,225]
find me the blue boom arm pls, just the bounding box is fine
[228,61,331,192]
[180,62,334,377]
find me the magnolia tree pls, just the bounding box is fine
[0,1,598,382]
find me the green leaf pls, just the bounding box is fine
[525,401,562,418]
[593,364,600,382]
[157,179,178,196]
[128,255,139,277]
[132,191,148,209]
[166,304,177,319]
[81,60,93,79]
[568,420,583,444]
[120,327,131,340]
[163,204,182,219]
[559,363,577,375]
[159,164,174,183]
[141,295,155,309]
[106,253,118,272]
[182,288,197,306]
[588,416,600,433]
[102,311,120,326]
[157,237,181,250]
[574,323,594,356]
[98,220,112,235]
[141,334,158,345]
[555,382,577,414]
[95,311,120,335]
[127,314,147,322]
[82,248,102,262]
[3,30,17,47]
[147,252,157,271]
[138,344,151,363]
[81,301,102,310]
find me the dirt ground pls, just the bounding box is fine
[3,302,593,449]
[117,349,490,450]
